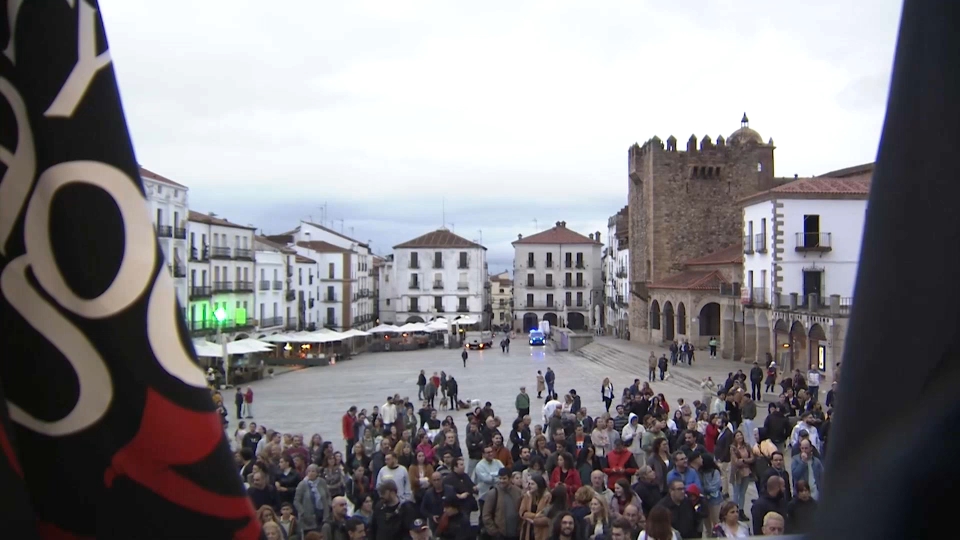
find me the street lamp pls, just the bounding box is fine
[214,307,229,388]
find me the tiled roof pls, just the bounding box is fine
[684,245,743,266]
[295,255,316,264]
[739,174,871,204]
[140,166,187,189]
[513,222,600,245]
[302,221,369,248]
[649,269,729,291]
[819,162,874,178]
[188,210,256,231]
[394,228,485,250]
[297,241,350,253]
[255,235,296,254]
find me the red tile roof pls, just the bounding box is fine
[140,166,187,189]
[819,162,874,178]
[302,221,369,248]
[649,269,729,291]
[255,235,296,254]
[513,222,600,245]
[295,255,316,264]
[297,241,350,253]
[394,228,484,249]
[684,245,743,266]
[188,210,256,231]
[740,173,871,204]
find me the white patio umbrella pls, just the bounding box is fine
[339,329,372,338]
[369,324,401,333]
[192,339,222,357]
[453,315,478,325]
[399,322,428,332]
[425,320,449,332]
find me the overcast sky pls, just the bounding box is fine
[102,0,902,272]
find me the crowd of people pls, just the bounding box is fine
[227,354,834,539]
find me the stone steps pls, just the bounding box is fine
[575,342,703,392]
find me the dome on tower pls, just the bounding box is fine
[728,113,763,146]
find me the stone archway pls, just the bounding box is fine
[234,333,250,341]
[543,312,558,327]
[699,303,721,336]
[404,315,425,323]
[773,319,790,370]
[650,300,661,330]
[677,303,687,336]
[568,312,586,330]
[663,302,675,342]
[522,313,539,332]
[809,323,827,371]
[743,310,757,361]
[756,312,771,365]
[790,321,807,373]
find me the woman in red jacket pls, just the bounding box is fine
[549,452,582,502]
[704,414,721,453]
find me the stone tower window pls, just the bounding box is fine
[757,162,763,172]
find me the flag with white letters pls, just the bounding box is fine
[0,2,259,538]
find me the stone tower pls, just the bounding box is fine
[627,114,777,342]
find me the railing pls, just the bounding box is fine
[189,285,212,298]
[458,261,469,269]
[156,225,173,238]
[564,282,587,289]
[213,281,233,293]
[235,248,254,260]
[272,280,283,290]
[616,269,627,278]
[174,227,187,239]
[408,306,420,313]
[795,232,832,251]
[433,260,444,269]
[575,262,585,269]
[745,287,768,306]
[285,318,298,330]
[260,316,283,328]
[189,247,199,261]
[259,280,271,291]
[527,282,555,289]
[408,281,420,290]
[433,280,444,289]
[457,281,469,290]
[743,235,754,254]
[498,299,506,307]
[524,302,560,309]
[409,261,420,269]
[235,280,254,292]
[434,306,445,313]
[457,306,469,313]
[170,264,186,278]
[616,294,626,306]
[754,233,767,253]
[719,282,742,297]
[211,246,232,258]
[324,294,338,302]
[285,290,296,301]
[324,320,337,328]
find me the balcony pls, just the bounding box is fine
[433,260,444,269]
[272,280,283,290]
[285,290,296,301]
[259,280,271,291]
[324,319,338,328]
[523,302,560,310]
[434,305,445,313]
[408,281,421,290]
[525,260,535,268]
[212,281,233,293]
[433,280,444,290]
[744,287,769,307]
[545,260,553,268]
[458,261,469,269]
[210,246,232,259]
[616,269,627,278]
[170,264,186,278]
[564,282,587,289]
[156,225,173,238]
[616,294,626,307]
[189,285,212,299]
[457,306,469,313]
[408,306,421,313]
[527,282,555,289]
[795,232,832,252]
[409,261,420,269]
[773,291,852,317]
[325,294,338,302]
[754,233,767,253]
[260,316,283,328]
[285,318,298,330]
[575,262,585,269]
[457,281,469,290]
[235,280,254,292]
[174,227,187,240]
[189,247,200,261]
[235,248,254,260]
[743,235,754,254]
[719,282,742,297]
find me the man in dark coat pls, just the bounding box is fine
[751,475,788,535]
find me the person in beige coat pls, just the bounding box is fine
[536,371,546,399]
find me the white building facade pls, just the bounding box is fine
[513,221,603,332]
[141,167,189,312]
[388,229,488,325]
[186,211,257,338]
[604,207,630,338]
[740,166,871,381]
[253,236,296,334]
[378,255,397,324]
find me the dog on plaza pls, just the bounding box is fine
[439,396,449,411]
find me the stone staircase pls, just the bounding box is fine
[575,341,703,392]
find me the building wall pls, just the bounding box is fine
[378,259,397,324]
[513,243,603,329]
[391,247,487,322]
[185,220,256,337]
[628,134,777,343]
[490,277,513,327]
[295,222,374,329]
[143,177,189,310]
[742,200,776,301]
[254,249,286,330]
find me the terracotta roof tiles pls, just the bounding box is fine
[188,210,256,231]
[394,229,484,249]
[512,222,600,245]
[295,255,316,264]
[739,174,871,205]
[255,235,296,254]
[649,270,729,291]
[297,241,350,253]
[302,222,369,248]
[139,166,187,189]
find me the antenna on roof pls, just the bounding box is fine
[533,219,538,231]
[478,229,482,246]
[442,197,446,228]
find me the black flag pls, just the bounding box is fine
[0,2,259,538]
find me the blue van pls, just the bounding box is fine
[529,329,545,346]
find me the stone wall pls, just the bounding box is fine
[627,132,777,344]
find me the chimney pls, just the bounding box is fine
[555,221,561,228]
[588,233,594,240]
[561,221,567,227]
[794,174,798,179]
[517,234,522,240]
[595,231,601,243]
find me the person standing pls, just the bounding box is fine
[657,355,668,381]
[708,337,719,358]
[544,368,556,398]
[601,378,615,413]
[749,362,764,401]
[244,387,254,419]
[440,371,448,399]
[806,367,821,404]
[447,377,459,410]
[647,353,657,383]
[536,371,546,398]
[417,370,427,400]
[234,387,244,420]
[343,406,357,460]
[461,349,468,368]
[516,387,531,419]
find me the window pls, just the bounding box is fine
[546,253,553,267]
[575,253,584,268]
[298,268,303,285]
[327,307,335,324]
[565,292,572,307]
[156,208,162,226]
[327,286,335,301]
[410,252,419,269]
[546,274,553,287]
[459,252,468,268]
[434,252,443,269]
[526,293,534,307]
[328,263,335,279]
[576,272,583,287]
[576,292,583,306]
[565,272,572,287]
[434,296,443,310]
[527,252,534,267]
[410,298,419,312]
[499,312,505,321]
[546,293,554,307]
[564,253,572,268]
[802,215,822,247]
[527,273,535,287]
[458,297,468,310]
[386,299,391,306]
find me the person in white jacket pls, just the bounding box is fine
[380,396,398,430]
[376,452,413,502]
[620,413,645,460]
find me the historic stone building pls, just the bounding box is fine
[627,114,783,343]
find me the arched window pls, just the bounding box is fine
[650,301,661,330]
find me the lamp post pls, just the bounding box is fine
[214,307,229,388]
